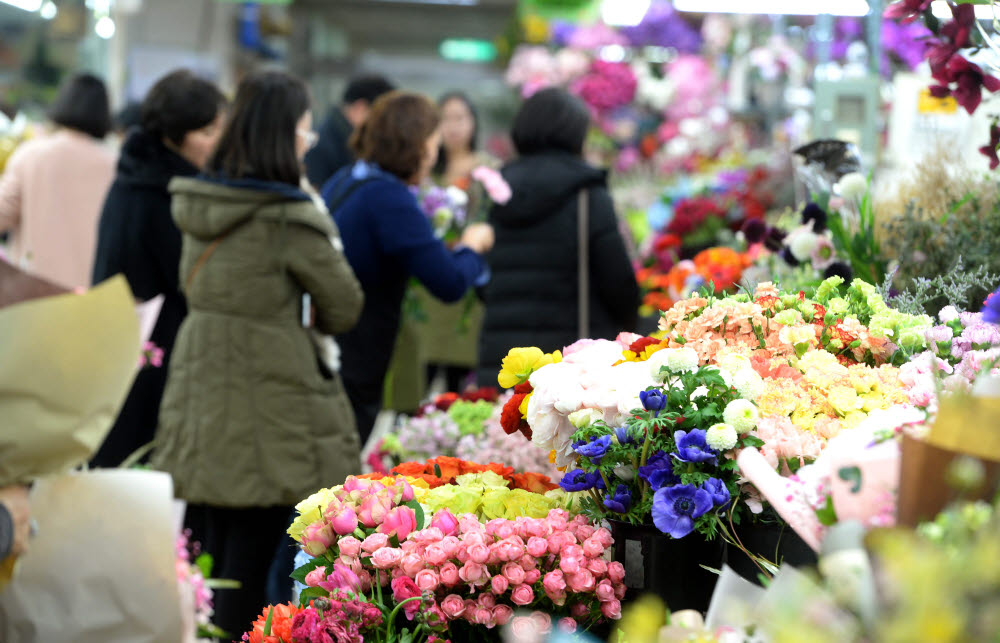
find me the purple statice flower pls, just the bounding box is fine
[983,285,1000,325]
[573,435,612,464]
[603,484,633,513]
[620,1,702,54]
[651,483,713,538]
[702,478,731,507]
[638,451,679,491]
[672,429,717,465]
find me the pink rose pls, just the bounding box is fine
[492,604,514,626]
[468,543,491,565]
[495,522,516,540]
[411,527,444,546]
[472,166,513,205]
[393,479,415,503]
[596,579,615,602]
[560,556,583,574]
[477,592,497,609]
[582,537,605,559]
[524,569,541,585]
[415,569,439,592]
[320,563,360,593]
[358,494,391,528]
[431,509,460,536]
[526,537,549,558]
[391,576,422,620]
[510,616,538,640]
[601,599,622,619]
[542,570,567,605]
[463,600,478,622]
[561,544,585,560]
[304,566,327,587]
[338,554,362,575]
[425,543,450,566]
[558,617,578,633]
[614,583,626,599]
[593,527,614,549]
[441,594,466,619]
[379,506,418,541]
[330,505,359,536]
[502,562,526,586]
[586,558,608,576]
[361,532,389,553]
[440,562,460,586]
[458,561,487,585]
[530,611,552,634]
[337,536,362,558]
[474,608,494,627]
[463,531,487,547]
[400,553,424,577]
[607,561,625,584]
[301,522,335,557]
[570,602,589,619]
[425,605,447,629]
[497,537,526,562]
[575,524,596,541]
[358,570,373,592]
[491,574,509,595]
[510,583,535,606]
[371,546,404,569]
[440,536,460,559]
[566,570,595,593]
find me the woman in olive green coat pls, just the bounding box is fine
[153,70,363,636]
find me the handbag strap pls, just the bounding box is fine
[577,189,590,340]
[184,204,266,290]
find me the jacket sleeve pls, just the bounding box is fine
[0,147,26,234]
[142,192,183,294]
[587,187,639,332]
[373,189,486,303]
[285,222,365,336]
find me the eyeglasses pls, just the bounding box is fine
[297,128,319,149]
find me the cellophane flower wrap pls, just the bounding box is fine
[275,465,619,641]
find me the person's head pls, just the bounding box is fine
[48,73,111,139]
[341,74,395,128]
[141,69,228,170]
[351,90,441,186]
[511,87,590,157]
[208,70,312,186]
[434,92,479,176]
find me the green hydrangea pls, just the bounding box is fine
[447,400,494,436]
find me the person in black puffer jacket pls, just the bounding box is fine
[90,70,226,467]
[477,88,639,386]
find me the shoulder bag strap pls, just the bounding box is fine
[183,202,267,291]
[577,189,590,340]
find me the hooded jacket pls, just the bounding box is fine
[153,176,364,507]
[91,128,197,467]
[476,152,638,386]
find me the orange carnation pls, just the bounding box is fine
[245,603,301,643]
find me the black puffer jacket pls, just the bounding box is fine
[90,128,197,466]
[476,152,639,385]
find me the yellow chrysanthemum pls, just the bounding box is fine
[497,347,562,388]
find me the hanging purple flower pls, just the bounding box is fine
[638,451,679,491]
[702,478,731,507]
[672,429,718,465]
[603,485,633,513]
[651,484,713,538]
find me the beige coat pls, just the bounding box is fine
[0,130,116,289]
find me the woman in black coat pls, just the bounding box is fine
[90,70,226,467]
[477,88,639,386]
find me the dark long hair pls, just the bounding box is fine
[48,73,111,139]
[207,70,309,186]
[433,91,479,177]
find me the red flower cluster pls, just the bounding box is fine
[388,457,558,492]
[666,196,727,237]
[432,387,500,412]
[500,382,533,440]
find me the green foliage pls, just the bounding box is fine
[883,256,1000,317]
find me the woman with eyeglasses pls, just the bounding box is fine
[152,70,363,636]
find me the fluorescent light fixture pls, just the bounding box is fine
[0,0,43,11]
[673,0,870,16]
[94,15,115,38]
[370,0,477,5]
[601,0,651,26]
[439,38,497,62]
[39,1,56,19]
[931,0,996,19]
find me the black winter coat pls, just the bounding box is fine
[476,152,639,386]
[305,109,354,191]
[90,128,198,467]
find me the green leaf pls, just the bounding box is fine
[434,463,443,478]
[194,552,213,579]
[838,465,863,493]
[299,586,328,607]
[263,606,275,636]
[291,558,325,585]
[815,496,838,527]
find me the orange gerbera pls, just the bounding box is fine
[245,603,301,643]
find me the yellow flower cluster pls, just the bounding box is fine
[497,347,562,389]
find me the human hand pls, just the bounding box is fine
[460,223,495,255]
[0,485,30,557]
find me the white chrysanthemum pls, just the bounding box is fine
[706,423,738,451]
[732,369,765,401]
[718,352,752,375]
[723,399,759,433]
[837,172,868,200]
[666,347,700,373]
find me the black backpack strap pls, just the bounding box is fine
[322,176,378,213]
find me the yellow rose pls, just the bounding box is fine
[455,471,509,491]
[481,488,512,520]
[503,489,556,519]
[423,485,482,517]
[497,347,562,388]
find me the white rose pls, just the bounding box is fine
[836,172,868,200]
[706,423,738,451]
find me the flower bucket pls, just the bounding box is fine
[725,521,817,585]
[609,520,725,612]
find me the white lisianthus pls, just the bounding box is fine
[732,369,765,401]
[706,423,738,451]
[723,399,759,433]
[788,229,820,262]
[568,407,604,429]
[837,172,868,200]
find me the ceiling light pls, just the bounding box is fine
[0,0,43,11]
[94,15,115,38]
[39,1,56,19]
[673,0,870,16]
[601,0,651,26]
[931,0,996,19]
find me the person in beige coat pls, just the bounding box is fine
[0,74,115,289]
[152,70,364,636]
